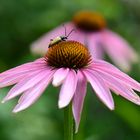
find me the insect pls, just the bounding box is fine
[48,25,75,48]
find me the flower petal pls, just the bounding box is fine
[13,70,54,113]
[58,70,77,108]
[0,73,29,88]
[0,58,46,81]
[52,68,69,87]
[2,68,51,102]
[0,66,48,88]
[101,29,138,71]
[83,69,114,110]
[72,71,87,133]
[93,60,140,91]
[93,68,140,105]
[88,33,104,59]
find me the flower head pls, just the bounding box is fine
[1,40,140,132]
[72,11,106,33]
[31,10,138,71]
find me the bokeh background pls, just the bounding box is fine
[0,0,140,140]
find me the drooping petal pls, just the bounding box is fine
[88,33,104,59]
[72,71,87,133]
[82,69,114,110]
[101,29,138,71]
[0,73,29,88]
[0,58,46,79]
[93,59,140,91]
[13,70,54,113]
[2,68,51,102]
[92,68,140,105]
[30,22,75,55]
[58,70,77,108]
[0,66,48,88]
[52,68,69,87]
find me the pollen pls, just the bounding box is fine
[46,41,91,69]
[73,11,106,32]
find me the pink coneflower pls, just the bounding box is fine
[31,11,138,71]
[1,40,140,132]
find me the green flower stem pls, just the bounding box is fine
[64,103,74,140]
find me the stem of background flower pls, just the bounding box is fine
[64,103,74,140]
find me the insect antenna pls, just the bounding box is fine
[62,24,67,36]
[62,24,76,38]
[66,29,76,38]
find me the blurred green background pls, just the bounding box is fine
[0,0,140,140]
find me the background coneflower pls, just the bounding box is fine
[31,11,138,72]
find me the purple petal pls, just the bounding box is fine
[30,22,75,55]
[88,33,104,59]
[52,68,69,87]
[2,68,51,102]
[0,66,48,88]
[82,69,114,110]
[58,70,77,108]
[72,71,87,133]
[0,58,46,81]
[92,68,140,105]
[13,70,54,113]
[93,60,140,91]
[0,73,29,88]
[101,29,138,71]
[0,58,45,74]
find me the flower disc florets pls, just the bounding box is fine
[73,11,106,32]
[46,41,91,69]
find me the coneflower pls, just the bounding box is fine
[1,40,140,133]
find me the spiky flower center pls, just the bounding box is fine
[46,41,91,69]
[73,11,106,32]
